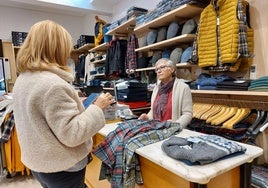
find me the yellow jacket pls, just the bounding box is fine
[197,0,253,71]
[94,16,106,46]
[4,126,31,175]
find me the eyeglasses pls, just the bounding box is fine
[155,65,169,73]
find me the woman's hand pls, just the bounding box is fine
[138,113,149,120]
[94,92,115,110]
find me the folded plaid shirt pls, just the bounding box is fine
[93,119,183,188]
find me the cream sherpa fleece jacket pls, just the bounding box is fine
[12,66,105,173]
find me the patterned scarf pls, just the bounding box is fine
[155,78,175,120]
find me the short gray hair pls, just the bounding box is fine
[155,58,176,76]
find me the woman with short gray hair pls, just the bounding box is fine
[139,58,193,128]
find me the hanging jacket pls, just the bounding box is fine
[125,33,139,77]
[105,38,127,77]
[94,16,106,46]
[230,0,254,72]
[192,0,253,71]
[4,126,31,175]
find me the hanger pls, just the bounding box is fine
[206,105,228,124]
[222,107,251,129]
[251,111,268,137]
[260,122,268,132]
[196,103,213,119]
[193,103,213,119]
[200,104,222,120]
[212,106,238,126]
[246,110,266,134]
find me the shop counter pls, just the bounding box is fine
[85,123,263,188]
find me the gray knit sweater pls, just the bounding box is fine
[12,66,105,173]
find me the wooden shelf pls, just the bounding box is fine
[73,43,94,54]
[135,34,195,52]
[106,17,136,36]
[134,4,203,36]
[89,42,108,53]
[92,58,106,64]
[135,63,192,72]
[191,90,268,111]
[103,87,114,91]
[93,73,105,77]
[13,45,20,54]
[191,90,268,96]
[136,66,156,72]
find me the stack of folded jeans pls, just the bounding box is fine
[116,81,147,102]
[195,73,235,90]
[127,6,148,19]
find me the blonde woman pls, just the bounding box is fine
[139,58,193,128]
[13,20,114,188]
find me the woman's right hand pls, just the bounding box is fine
[94,93,115,110]
[138,113,149,120]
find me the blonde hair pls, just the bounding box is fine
[16,20,74,73]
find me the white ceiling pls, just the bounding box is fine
[0,0,121,16]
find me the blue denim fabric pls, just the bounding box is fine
[136,14,146,26]
[157,26,167,42]
[172,0,192,8]
[167,22,180,39]
[170,47,183,63]
[162,49,172,58]
[107,21,119,31]
[147,30,157,45]
[103,25,112,43]
[180,46,193,63]
[157,0,173,8]
[181,19,197,35]
[32,168,86,188]
[196,73,234,87]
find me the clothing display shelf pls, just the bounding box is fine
[106,17,136,37]
[72,43,95,54]
[92,58,106,65]
[191,90,268,111]
[132,4,203,80]
[4,41,17,92]
[87,42,108,75]
[88,42,109,53]
[13,45,20,54]
[133,4,203,37]
[135,34,195,53]
[135,62,192,72]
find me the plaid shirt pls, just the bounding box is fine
[93,120,183,188]
[237,0,250,58]
[0,112,15,143]
[125,34,138,76]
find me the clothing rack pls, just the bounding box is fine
[0,98,30,177]
[191,90,268,111]
[191,90,268,168]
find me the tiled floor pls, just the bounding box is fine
[0,173,41,188]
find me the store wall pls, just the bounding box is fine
[0,0,267,78]
[111,0,268,79]
[0,6,110,44]
[250,0,268,78]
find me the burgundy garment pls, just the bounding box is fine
[154,78,175,120]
